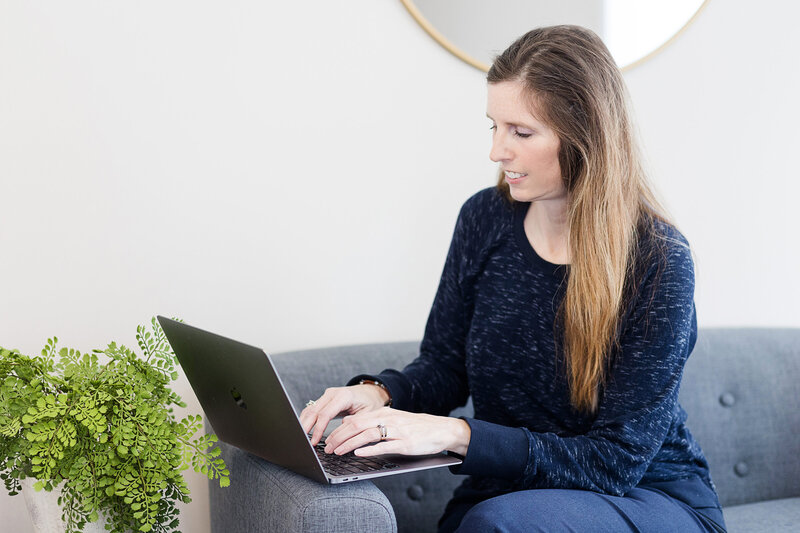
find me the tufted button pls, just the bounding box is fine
[719,392,736,407]
[734,462,749,477]
[407,484,424,501]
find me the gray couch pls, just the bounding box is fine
[209,328,800,532]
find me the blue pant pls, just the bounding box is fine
[441,486,726,533]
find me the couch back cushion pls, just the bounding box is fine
[272,341,423,413]
[679,328,800,507]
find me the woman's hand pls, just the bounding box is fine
[322,407,471,458]
[300,384,390,446]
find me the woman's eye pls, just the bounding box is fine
[488,123,532,138]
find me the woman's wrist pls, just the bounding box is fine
[448,418,471,457]
[357,380,392,408]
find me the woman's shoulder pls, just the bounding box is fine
[458,186,514,227]
[453,186,515,242]
[650,218,690,250]
[635,217,694,285]
[621,218,696,332]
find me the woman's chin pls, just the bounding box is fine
[508,186,534,203]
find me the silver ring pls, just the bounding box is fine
[306,400,316,407]
[377,423,388,441]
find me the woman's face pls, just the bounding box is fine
[487,81,565,204]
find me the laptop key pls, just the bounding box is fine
[314,442,402,476]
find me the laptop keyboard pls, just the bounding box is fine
[314,443,399,476]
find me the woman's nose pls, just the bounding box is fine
[489,133,511,163]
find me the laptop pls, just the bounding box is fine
[157,316,462,484]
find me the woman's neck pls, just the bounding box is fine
[523,200,570,265]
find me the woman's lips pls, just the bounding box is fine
[504,170,527,184]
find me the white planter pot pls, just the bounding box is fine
[20,477,108,533]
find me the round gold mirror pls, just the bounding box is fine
[400,0,709,72]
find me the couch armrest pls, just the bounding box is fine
[210,440,397,533]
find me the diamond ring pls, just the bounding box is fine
[377,423,388,441]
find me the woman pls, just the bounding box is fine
[300,25,726,533]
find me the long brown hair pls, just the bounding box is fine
[488,25,670,414]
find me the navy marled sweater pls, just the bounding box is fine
[370,187,717,502]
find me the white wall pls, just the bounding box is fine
[625,0,800,328]
[1,1,798,531]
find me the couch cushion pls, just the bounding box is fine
[679,328,800,507]
[724,497,800,533]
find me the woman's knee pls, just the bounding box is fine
[455,494,526,533]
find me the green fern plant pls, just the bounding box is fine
[0,317,229,533]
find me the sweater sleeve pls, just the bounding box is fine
[454,236,698,495]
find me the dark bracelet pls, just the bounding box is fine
[359,379,392,406]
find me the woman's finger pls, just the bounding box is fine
[323,414,363,451]
[329,425,385,455]
[310,400,350,445]
[300,388,349,444]
[353,440,397,457]
[299,389,333,434]
[325,407,397,453]
[299,401,322,434]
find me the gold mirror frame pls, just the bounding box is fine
[399,0,710,72]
